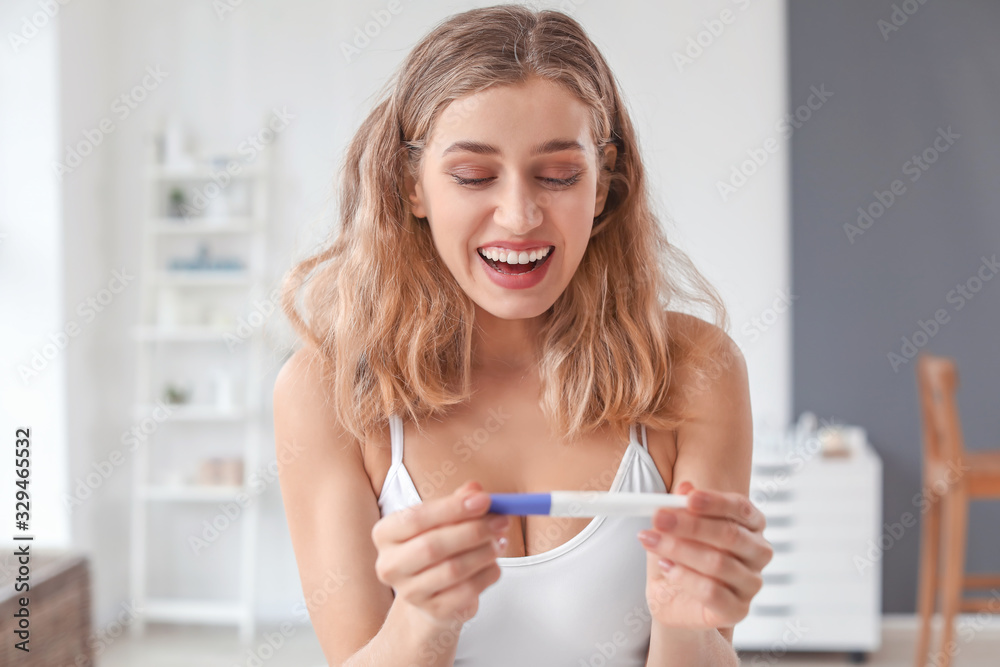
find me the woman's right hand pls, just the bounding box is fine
[371,480,510,629]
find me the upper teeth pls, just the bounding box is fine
[477,246,552,265]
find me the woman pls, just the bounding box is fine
[274,5,772,666]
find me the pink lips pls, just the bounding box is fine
[477,246,553,290]
[477,239,555,252]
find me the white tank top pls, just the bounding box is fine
[377,414,668,666]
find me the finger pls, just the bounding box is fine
[404,538,504,605]
[641,531,763,600]
[650,507,771,569]
[374,480,491,544]
[686,489,767,533]
[423,556,504,619]
[648,559,750,627]
[674,480,695,495]
[390,515,507,579]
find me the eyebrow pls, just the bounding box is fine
[441,138,586,158]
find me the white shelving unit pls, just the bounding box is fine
[129,138,270,643]
[733,424,883,663]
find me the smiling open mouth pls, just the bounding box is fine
[477,246,554,275]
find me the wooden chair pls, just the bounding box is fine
[914,353,1000,667]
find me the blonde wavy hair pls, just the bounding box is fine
[280,4,732,445]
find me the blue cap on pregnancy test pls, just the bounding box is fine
[488,493,551,515]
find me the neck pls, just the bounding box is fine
[471,304,544,374]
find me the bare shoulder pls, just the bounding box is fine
[665,310,741,357]
[272,345,393,665]
[273,345,340,438]
[664,310,747,401]
[272,345,362,482]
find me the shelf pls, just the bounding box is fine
[143,598,246,625]
[142,485,245,502]
[132,404,249,421]
[131,136,267,643]
[148,217,255,234]
[154,270,252,286]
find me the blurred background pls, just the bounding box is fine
[1,0,998,665]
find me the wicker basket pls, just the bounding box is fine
[0,550,93,667]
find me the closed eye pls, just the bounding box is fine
[450,174,582,188]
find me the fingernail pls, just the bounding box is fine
[637,530,661,548]
[494,536,507,554]
[658,558,674,571]
[464,493,489,511]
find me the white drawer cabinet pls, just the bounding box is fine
[732,431,883,663]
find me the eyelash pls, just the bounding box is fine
[450,174,582,189]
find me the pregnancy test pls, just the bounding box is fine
[487,491,690,517]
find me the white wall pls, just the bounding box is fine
[53,0,789,628]
[0,0,70,554]
[613,1,791,435]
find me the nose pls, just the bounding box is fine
[493,174,544,233]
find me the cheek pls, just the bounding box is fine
[421,199,467,251]
[424,196,485,242]
[552,182,599,223]
[553,197,597,254]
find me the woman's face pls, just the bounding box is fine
[404,76,616,320]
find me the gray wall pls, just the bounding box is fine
[790,1,1000,613]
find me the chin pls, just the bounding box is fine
[471,296,553,321]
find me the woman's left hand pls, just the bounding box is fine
[637,481,773,629]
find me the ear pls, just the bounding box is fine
[594,143,618,218]
[403,167,428,219]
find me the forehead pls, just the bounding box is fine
[428,77,595,158]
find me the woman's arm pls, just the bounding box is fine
[648,626,740,667]
[273,345,462,667]
[642,314,760,667]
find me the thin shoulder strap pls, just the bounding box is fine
[631,423,649,451]
[389,414,404,466]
